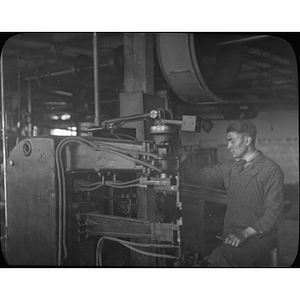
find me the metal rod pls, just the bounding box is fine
[27,80,32,136]
[17,36,21,128]
[1,51,8,255]
[102,112,151,125]
[161,119,182,126]
[44,89,73,97]
[25,69,75,81]
[93,32,101,127]
[217,35,270,46]
[24,65,107,81]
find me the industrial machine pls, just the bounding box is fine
[1,109,226,266]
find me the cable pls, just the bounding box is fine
[68,137,161,171]
[105,184,140,189]
[105,133,138,140]
[56,137,98,264]
[105,237,179,249]
[94,142,161,160]
[55,136,163,265]
[94,147,161,172]
[75,181,103,187]
[75,179,140,191]
[96,236,180,266]
[105,179,139,185]
[77,184,104,192]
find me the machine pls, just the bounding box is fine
[1,109,226,266]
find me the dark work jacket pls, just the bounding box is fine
[180,150,284,237]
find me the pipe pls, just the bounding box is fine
[27,80,32,136]
[93,32,101,127]
[243,51,292,71]
[25,69,77,81]
[17,36,21,130]
[1,51,8,257]
[24,64,111,81]
[217,35,270,46]
[7,34,124,58]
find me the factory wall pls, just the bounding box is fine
[181,107,299,265]
[181,109,299,185]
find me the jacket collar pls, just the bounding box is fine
[251,150,265,163]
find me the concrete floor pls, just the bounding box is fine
[277,219,299,267]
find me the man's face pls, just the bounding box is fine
[226,131,248,159]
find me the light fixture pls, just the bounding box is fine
[61,113,71,121]
[50,115,59,120]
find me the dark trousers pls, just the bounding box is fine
[209,231,277,267]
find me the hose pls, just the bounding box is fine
[105,184,140,189]
[91,140,161,160]
[56,137,98,264]
[93,147,161,172]
[96,236,180,266]
[104,133,138,140]
[55,136,163,265]
[75,179,140,192]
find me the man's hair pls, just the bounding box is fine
[226,120,257,145]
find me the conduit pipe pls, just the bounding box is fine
[27,80,32,136]
[1,51,8,257]
[93,32,101,127]
[217,35,269,46]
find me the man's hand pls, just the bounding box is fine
[224,231,247,247]
[224,227,258,247]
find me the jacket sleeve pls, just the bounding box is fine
[250,165,284,235]
[180,156,225,186]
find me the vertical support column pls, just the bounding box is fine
[124,33,154,94]
[122,33,157,266]
[122,33,154,140]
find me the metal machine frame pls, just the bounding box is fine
[3,109,205,266]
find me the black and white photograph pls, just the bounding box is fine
[0,3,299,296]
[0,32,298,269]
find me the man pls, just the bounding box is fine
[179,120,284,267]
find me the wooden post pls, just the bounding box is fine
[122,33,157,266]
[122,33,154,140]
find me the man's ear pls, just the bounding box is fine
[245,136,252,146]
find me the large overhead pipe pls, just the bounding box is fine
[156,33,225,103]
[93,32,101,127]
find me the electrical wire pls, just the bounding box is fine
[75,181,103,187]
[105,179,140,185]
[106,133,121,139]
[76,180,140,187]
[106,237,179,249]
[94,142,161,160]
[76,184,104,192]
[94,147,161,172]
[96,236,179,266]
[56,137,98,264]
[55,136,163,265]
[75,179,140,192]
[104,133,138,140]
[157,108,166,120]
[70,137,161,171]
[105,184,140,189]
